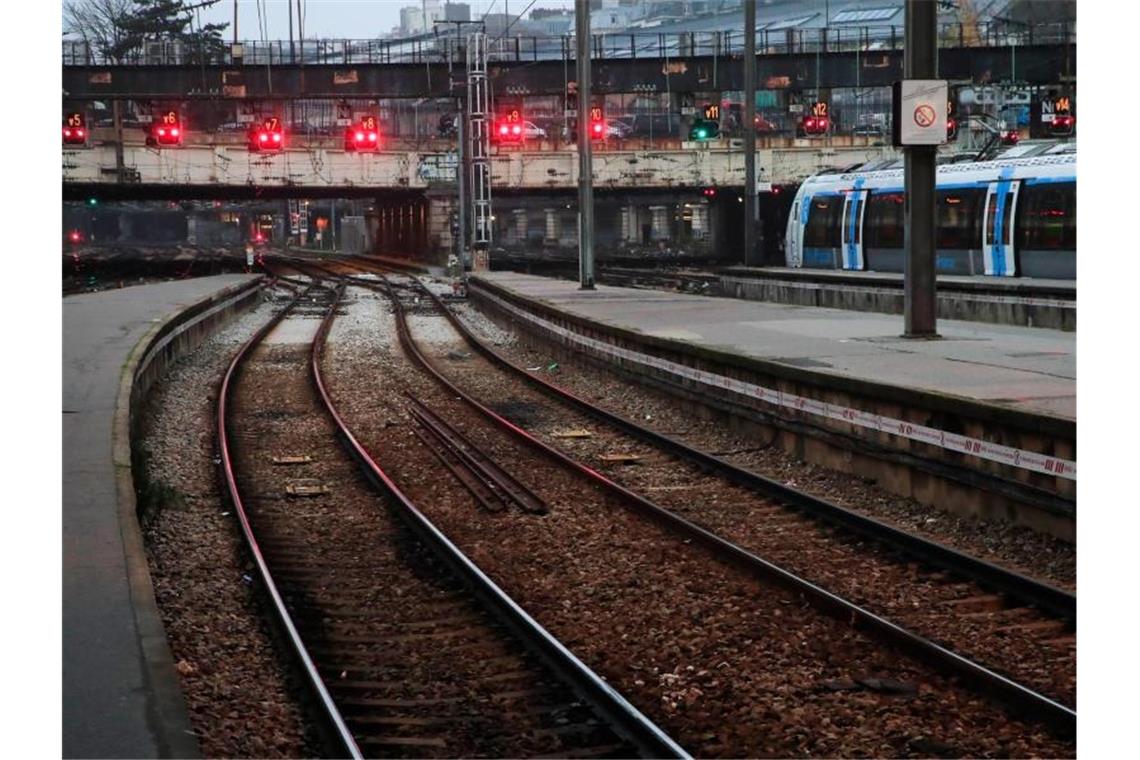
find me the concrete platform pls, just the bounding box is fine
[63,275,259,758]
[474,271,1074,420]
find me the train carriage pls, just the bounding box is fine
[785,149,1076,279]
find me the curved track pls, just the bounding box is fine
[217,275,687,758]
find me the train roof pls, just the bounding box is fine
[802,147,1075,190]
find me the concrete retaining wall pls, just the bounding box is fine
[719,274,1076,331]
[110,276,266,758]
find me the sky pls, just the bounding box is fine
[173,0,573,40]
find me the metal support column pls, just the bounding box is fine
[903,0,938,337]
[576,0,595,289]
[456,101,468,262]
[467,31,492,270]
[743,0,758,266]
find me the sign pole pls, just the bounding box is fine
[743,0,758,266]
[903,0,938,337]
[576,0,595,289]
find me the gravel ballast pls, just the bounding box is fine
[138,288,318,758]
[321,282,1073,758]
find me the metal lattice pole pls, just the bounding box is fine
[467,31,492,270]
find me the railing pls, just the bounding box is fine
[62,21,1075,67]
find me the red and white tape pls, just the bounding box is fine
[476,286,1076,481]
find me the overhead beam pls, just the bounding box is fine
[61,44,1075,101]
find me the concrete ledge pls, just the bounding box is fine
[719,268,1076,331]
[110,277,265,758]
[469,275,1075,540]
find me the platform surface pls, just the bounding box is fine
[474,272,1076,420]
[62,275,256,758]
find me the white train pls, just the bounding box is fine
[784,146,1076,278]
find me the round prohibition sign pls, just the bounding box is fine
[913,104,937,127]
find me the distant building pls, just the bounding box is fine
[399,6,424,35]
[444,2,471,23]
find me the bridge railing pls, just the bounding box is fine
[62,21,1074,67]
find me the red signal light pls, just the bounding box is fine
[170,127,179,137]
[272,132,281,143]
[368,132,377,142]
[63,125,88,145]
[259,132,268,142]
[355,131,365,141]
[703,187,717,198]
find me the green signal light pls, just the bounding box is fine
[696,128,708,139]
[87,198,98,207]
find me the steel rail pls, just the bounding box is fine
[412,274,1076,621]
[372,272,1076,735]
[215,286,364,760]
[406,392,549,515]
[308,285,690,760]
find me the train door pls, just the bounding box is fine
[840,189,868,270]
[787,197,803,267]
[982,179,1021,276]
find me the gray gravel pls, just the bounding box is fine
[138,287,318,758]
[446,288,1075,591]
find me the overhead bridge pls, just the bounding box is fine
[62,142,890,199]
[62,39,1074,101]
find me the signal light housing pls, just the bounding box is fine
[345,118,381,152]
[946,116,958,141]
[802,115,829,136]
[249,123,285,152]
[1050,113,1075,136]
[154,124,183,147]
[494,119,524,143]
[689,118,720,142]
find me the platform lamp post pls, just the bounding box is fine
[575,0,595,290]
[902,0,939,338]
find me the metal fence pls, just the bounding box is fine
[62,21,1075,67]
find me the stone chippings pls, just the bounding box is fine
[318,281,1073,759]
[447,289,1074,593]
[138,290,319,758]
[426,293,1076,709]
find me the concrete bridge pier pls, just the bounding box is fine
[544,208,561,245]
[649,205,671,242]
[691,201,710,240]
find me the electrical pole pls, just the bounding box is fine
[743,0,758,266]
[288,0,295,62]
[903,0,938,337]
[576,0,595,289]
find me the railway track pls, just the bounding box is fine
[216,277,686,758]
[409,274,1078,698]
[305,267,1076,756]
[309,260,1076,714]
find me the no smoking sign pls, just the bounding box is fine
[913,104,936,127]
[893,79,948,146]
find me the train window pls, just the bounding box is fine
[937,188,984,249]
[864,192,904,248]
[804,195,842,248]
[1018,182,1076,250]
